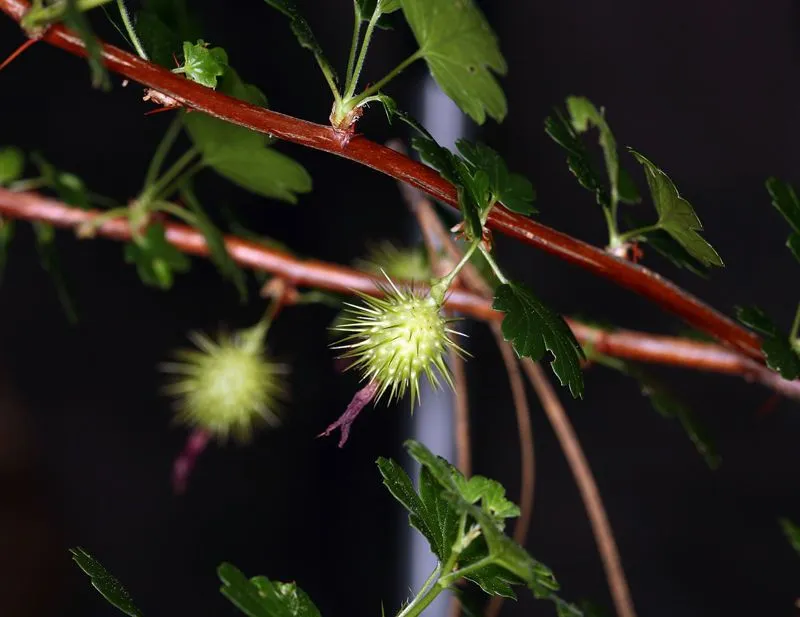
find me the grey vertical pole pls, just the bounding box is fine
[401,73,473,617]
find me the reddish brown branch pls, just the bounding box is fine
[1,187,798,401]
[0,0,762,361]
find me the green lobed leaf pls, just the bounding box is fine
[780,518,800,557]
[622,213,709,276]
[493,282,585,398]
[179,40,228,88]
[262,0,338,86]
[629,149,723,267]
[765,177,800,264]
[64,0,111,91]
[69,547,142,617]
[33,222,78,323]
[566,96,639,206]
[736,306,800,380]
[184,68,311,203]
[180,187,247,300]
[411,135,482,239]
[31,153,90,209]
[377,457,459,563]
[398,0,507,124]
[0,219,14,285]
[452,474,520,528]
[456,140,537,215]
[218,563,321,617]
[124,223,191,289]
[0,146,24,185]
[403,441,562,600]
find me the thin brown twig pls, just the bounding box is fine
[0,0,764,360]
[1,187,799,400]
[522,359,637,617]
[484,321,535,617]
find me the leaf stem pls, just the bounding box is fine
[319,57,342,105]
[140,147,199,205]
[151,200,197,226]
[152,160,204,202]
[430,240,481,305]
[344,3,382,100]
[616,223,661,246]
[395,572,445,617]
[478,246,509,285]
[345,4,362,88]
[144,115,183,190]
[349,50,422,106]
[115,0,147,60]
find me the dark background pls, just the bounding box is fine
[2,1,800,616]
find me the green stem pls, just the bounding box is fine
[349,51,422,106]
[75,206,129,237]
[8,177,47,192]
[439,555,494,587]
[602,205,621,248]
[144,115,183,190]
[22,0,112,28]
[616,223,662,246]
[790,302,800,342]
[430,240,481,305]
[345,7,362,87]
[115,0,147,60]
[152,161,205,202]
[344,5,382,99]
[151,201,198,226]
[141,148,199,205]
[478,246,509,285]
[395,570,445,617]
[319,56,342,105]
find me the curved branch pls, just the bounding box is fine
[1,187,798,401]
[0,0,763,361]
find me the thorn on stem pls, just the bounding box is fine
[318,380,378,447]
[0,38,37,72]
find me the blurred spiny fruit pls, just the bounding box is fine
[160,321,286,441]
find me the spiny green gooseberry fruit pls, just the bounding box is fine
[333,278,464,405]
[160,321,286,441]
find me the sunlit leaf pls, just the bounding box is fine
[399,0,507,124]
[630,149,723,267]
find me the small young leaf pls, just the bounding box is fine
[181,188,247,300]
[179,40,228,88]
[452,474,521,528]
[69,547,142,617]
[765,178,800,263]
[629,150,723,267]
[262,0,338,86]
[0,218,14,285]
[780,518,800,557]
[31,154,90,209]
[124,223,191,289]
[736,306,800,380]
[33,222,78,323]
[493,283,585,398]
[456,140,537,215]
[0,146,24,185]
[63,0,111,91]
[399,0,507,124]
[218,563,321,617]
[566,96,639,206]
[355,0,401,28]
